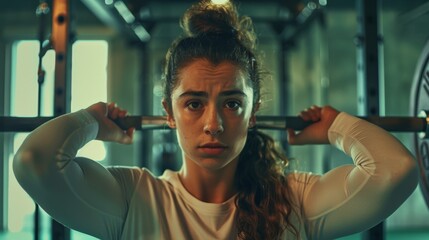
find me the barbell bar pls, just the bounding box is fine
[116,113,429,136]
[1,112,428,138]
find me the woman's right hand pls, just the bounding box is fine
[86,102,135,144]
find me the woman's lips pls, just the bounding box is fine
[198,143,227,155]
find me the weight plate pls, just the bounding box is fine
[410,39,429,208]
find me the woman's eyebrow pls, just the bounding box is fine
[178,91,207,98]
[220,90,248,98]
[177,90,247,98]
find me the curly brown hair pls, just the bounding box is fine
[162,1,299,238]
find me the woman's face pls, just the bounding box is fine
[164,59,255,172]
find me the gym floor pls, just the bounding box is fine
[339,230,429,240]
[2,229,429,239]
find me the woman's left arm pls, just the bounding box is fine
[289,107,419,239]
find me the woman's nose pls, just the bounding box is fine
[203,107,224,136]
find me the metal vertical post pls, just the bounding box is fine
[355,0,385,239]
[271,18,291,152]
[139,42,152,168]
[0,38,10,233]
[52,0,72,116]
[0,138,7,232]
[356,0,385,116]
[51,0,72,239]
[34,2,50,238]
[0,136,8,233]
[279,40,291,152]
[316,11,334,173]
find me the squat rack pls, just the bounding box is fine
[0,1,422,240]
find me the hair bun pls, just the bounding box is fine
[180,0,256,50]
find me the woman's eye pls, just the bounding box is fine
[225,100,241,110]
[186,101,202,110]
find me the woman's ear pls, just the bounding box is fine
[249,116,256,128]
[162,99,176,128]
[249,101,261,128]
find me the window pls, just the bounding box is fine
[71,41,109,161]
[7,40,108,239]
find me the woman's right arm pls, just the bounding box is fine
[13,102,134,239]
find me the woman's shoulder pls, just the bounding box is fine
[107,167,157,194]
[286,171,320,204]
[107,166,176,191]
[287,171,320,184]
[108,166,152,182]
[106,166,179,203]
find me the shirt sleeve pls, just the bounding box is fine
[301,112,419,239]
[13,110,127,239]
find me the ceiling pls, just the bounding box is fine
[2,0,428,42]
[3,0,427,13]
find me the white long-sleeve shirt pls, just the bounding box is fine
[13,110,418,239]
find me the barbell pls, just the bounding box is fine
[1,41,429,208]
[1,113,428,134]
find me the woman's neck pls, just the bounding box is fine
[178,160,238,203]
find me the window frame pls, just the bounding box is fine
[0,29,112,239]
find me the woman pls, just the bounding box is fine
[14,1,418,239]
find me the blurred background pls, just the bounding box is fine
[0,0,428,239]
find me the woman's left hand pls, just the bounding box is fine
[287,105,339,145]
